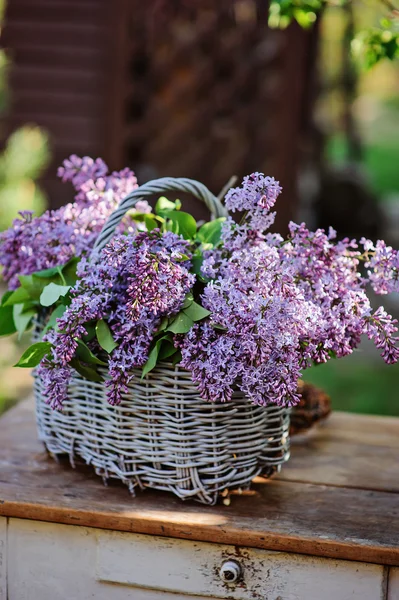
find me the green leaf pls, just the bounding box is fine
[14,342,52,368]
[191,254,205,278]
[182,292,194,309]
[82,321,97,343]
[40,283,71,307]
[13,304,36,339]
[142,340,161,377]
[172,350,182,366]
[165,211,197,240]
[166,311,194,334]
[96,319,118,353]
[61,257,79,286]
[145,213,162,232]
[157,317,169,333]
[70,358,104,383]
[75,339,107,366]
[190,253,210,282]
[19,274,51,301]
[183,301,210,322]
[197,218,226,246]
[33,258,79,284]
[3,286,31,306]
[0,305,17,336]
[42,304,67,335]
[32,266,62,279]
[142,333,179,376]
[1,291,13,307]
[158,340,177,360]
[155,196,180,215]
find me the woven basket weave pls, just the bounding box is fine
[34,177,291,505]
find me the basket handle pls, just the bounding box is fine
[92,177,228,253]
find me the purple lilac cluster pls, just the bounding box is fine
[221,173,282,251]
[38,230,194,409]
[3,158,399,411]
[360,237,399,295]
[179,174,399,407]
[0,155,147,289]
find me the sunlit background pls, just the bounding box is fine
[0,0,398,416]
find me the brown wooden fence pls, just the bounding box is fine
[2,0,317,227]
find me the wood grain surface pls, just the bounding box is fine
[0,400,398,566]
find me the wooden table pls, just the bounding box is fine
[0,399,398,600]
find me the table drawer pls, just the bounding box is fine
[7,518,385,600]
[97,529,385,600]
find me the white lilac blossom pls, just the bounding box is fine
[37,230,194,409]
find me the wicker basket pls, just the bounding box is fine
[33,177,291,505]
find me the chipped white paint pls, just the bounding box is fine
[0,518,6,600]
[388,568,399,600]
[97,529,384,600]
[5,518,386,600]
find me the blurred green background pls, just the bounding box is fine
[0,1,398,417]
[0,0,50,414]
[304,2,399,416]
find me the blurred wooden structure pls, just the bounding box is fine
[2,0,317,226]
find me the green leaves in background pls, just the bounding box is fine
[268,0,322,29]
[0,126,50,230]
[268,1,399,69]
[352,24,399,69]
[14,341,52,368]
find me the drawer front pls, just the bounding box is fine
[8,518,385,600]
[97,529,384,600]
[388,568,399,600]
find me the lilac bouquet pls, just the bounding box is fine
[1,157,399,411]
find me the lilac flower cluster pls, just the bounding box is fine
[179,174,399,407]
[360,238,399,295]
[0,155,147,289]
[220,173,282,251]
[38,230,194,409]
[3,160,399,411]
[180,243,321,407]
